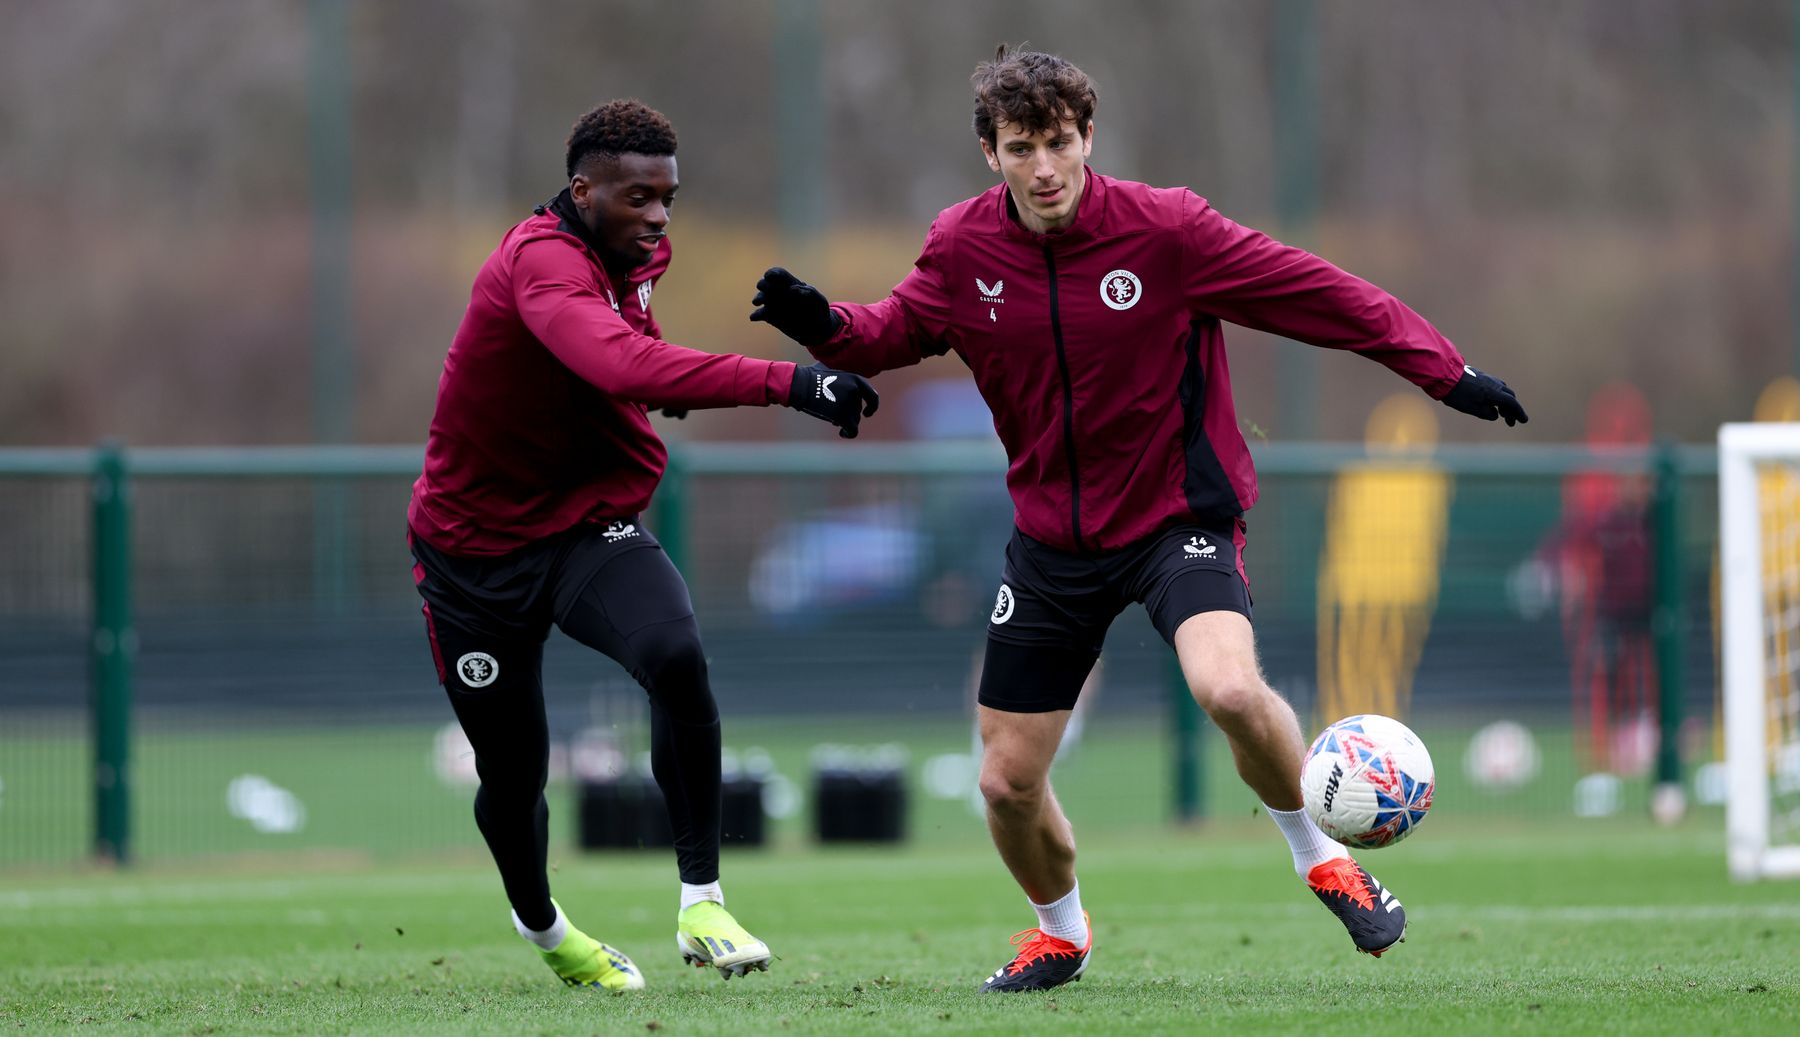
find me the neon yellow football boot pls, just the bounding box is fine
[676,901,772,979]
[533,906,645,991]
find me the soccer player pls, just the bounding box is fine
[408,100,879,992]
[748,48,1527,992]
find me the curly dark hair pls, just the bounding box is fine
[565,100,679,178]
[971,45,1097,146]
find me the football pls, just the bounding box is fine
[1302,714,1435,849]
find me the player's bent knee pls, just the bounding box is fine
[1190,675,1270,726]
[632,622,717,721]
[978,766,1047,813]
[474,776,549,818]
[641,635,706,688]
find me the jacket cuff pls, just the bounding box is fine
[747,358,799,405]
[807,306,855,357]
[1422,357,1469,400]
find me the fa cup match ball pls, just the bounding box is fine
[1301,714,1435,849]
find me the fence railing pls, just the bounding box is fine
[0,440,1718,864]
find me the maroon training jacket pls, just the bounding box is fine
[410,200,797,555]
[811,169,1468,553]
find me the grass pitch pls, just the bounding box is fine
[3,818,1796,1036]
[0,714,1663,866]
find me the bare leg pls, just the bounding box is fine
[1175,610,1407,954]
[1173,610,1306,810]
[977,706,1076,904]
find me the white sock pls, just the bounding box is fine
[1266,803,1350,876]
[1029,880,1089,947]
[680,880,724,913]
[512,902,567,952]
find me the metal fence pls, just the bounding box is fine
[0,441,1721,866]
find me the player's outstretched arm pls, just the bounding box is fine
[1439,365,1529,426]
[1183,197,1521,412]
[513,241,876,434]
[514,240,803,412]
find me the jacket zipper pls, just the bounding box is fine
[1044,245,1085,551]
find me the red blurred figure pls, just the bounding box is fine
[1535,383,1655,774]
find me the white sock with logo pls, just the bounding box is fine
[1030,880,1089,947]
[1266,803,1350,876]
[513,902,568,952]
[680,881,724,913]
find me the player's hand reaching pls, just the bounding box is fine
[787,362,879,438]
[751,267,843,347]
[1441,365,1529,426]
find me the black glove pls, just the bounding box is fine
[750,267,843,347]
[1441,365,1529,426]
[788,363,879,439]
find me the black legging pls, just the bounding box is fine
[437,543,721,931]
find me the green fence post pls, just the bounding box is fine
[1651,441,1686,820]
[91,440,134,863]
[660,447,689,572]
[1273,0,1320,439]
[1173,657,1205,823]
[308,0,356,616]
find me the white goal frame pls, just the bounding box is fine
[1719,422,1800,880]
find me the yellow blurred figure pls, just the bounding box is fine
[1316,393,1451,723]
[1709,377,1800,769]
[1751,378,1800,765]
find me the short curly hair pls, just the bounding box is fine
[971,46,1097,147]
[565,100,679,178]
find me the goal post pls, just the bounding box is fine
[1719,422,1800,880]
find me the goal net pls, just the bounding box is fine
[1719,422,1800,879]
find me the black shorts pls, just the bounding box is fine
[977,521,1252,713]
[409,518,685,690]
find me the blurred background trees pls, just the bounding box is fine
[1,0,1790,445]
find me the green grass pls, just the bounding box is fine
[3,717,1783,1033]
[3,819,1796,1036]
[0,714,1694,865]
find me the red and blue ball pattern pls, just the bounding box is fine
[1302,714,1436,849]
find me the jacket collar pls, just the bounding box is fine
[995,165,1106,247]
[535,187,606,256]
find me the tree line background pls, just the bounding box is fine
[1,0,1789,446]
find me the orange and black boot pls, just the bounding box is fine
[978,913,1092,993]
[1307,856,1406,956]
